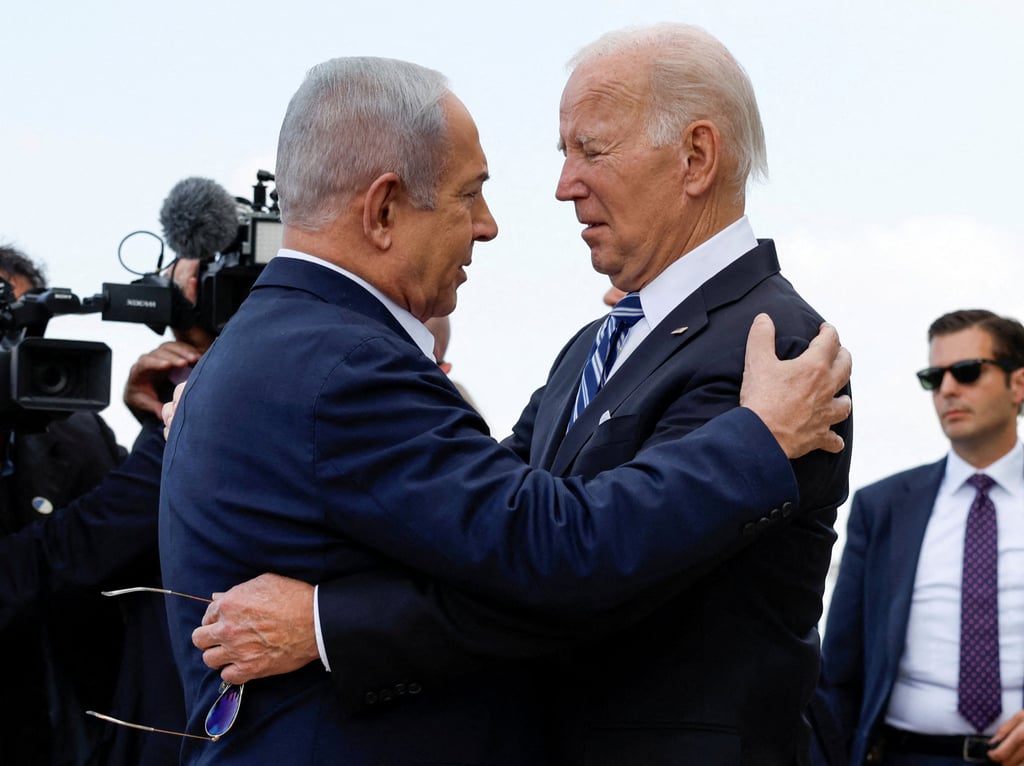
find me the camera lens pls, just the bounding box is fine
[31,361,73,396]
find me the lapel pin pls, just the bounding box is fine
[670,326,689,335]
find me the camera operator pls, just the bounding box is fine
[0,249,214,766]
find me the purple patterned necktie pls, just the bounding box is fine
[958,472,1002,732]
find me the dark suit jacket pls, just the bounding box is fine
[159,254,807,765]
[316,240,852,765]
[817,459,950,766]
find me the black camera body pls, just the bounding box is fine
[0,285,111,432]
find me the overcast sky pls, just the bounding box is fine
[3,0,1022,574]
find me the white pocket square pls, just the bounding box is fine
[598,410,612,425]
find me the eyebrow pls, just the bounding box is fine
[556,134,593,153]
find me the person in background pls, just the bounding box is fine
[819,309,1024,765]
[0,250,210,765]
[0,244,129,765]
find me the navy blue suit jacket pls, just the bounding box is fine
[159,254,807,765]
[818,459,950,765]
[314,240,852,765]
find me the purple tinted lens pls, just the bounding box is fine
[205,684,243,737]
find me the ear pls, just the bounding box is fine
[1010,366,1024,409]
[363,172,403,250]
[680,119,721,198]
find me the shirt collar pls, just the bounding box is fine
[636,215,757,330]
[275,249,436,360]
[944,440,1024,498]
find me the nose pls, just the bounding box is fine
[555,157,585,201]
[474,194,498,242]
[936,368,960,395]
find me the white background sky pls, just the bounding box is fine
[3,0,1023,584]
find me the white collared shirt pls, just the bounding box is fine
[608,216,758,379]
[885,442,1024,734]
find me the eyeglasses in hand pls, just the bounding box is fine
[85,586,243,742]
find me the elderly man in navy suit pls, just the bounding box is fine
[819,310,1024,766]
[178,25,853,766]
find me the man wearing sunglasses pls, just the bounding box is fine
[818,309,1024,765]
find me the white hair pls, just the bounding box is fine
[569,23,768,188]
[275,57,451,230]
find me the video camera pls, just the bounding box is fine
[0,280,110,432]
[101,171,283,336]
[0,171,282,431]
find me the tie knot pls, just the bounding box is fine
[610,291,643,328]
[967,473,996,494]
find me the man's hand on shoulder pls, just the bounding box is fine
[740,313,852,459]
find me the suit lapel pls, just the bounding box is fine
[884,459,946,672]
[549,240,781,476]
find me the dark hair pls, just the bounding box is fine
[928,309,1024,367]
[0,244,47,290]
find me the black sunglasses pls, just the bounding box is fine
[915,358,1018,391]
[85,586,243,742]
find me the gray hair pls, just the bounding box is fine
[276,57,451,230]
[569,23,768,188]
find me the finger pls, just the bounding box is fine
[828,395,853,425]
[744,313,777,366]
[221,664,254,686]
[832,347,853,389]
[201,601,220,626]
[806,322,841,355]
[816,431,846,455]
[202,647,231,671]
[193,625,215,651]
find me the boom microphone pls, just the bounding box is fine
[159,177,240,260]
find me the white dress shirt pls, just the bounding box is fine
[275,249,436,671]
[886,442,1024,734]
[608,216,758,379]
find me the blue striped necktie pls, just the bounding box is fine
[568,291,643,428]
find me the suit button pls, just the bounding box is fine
[756,518,770,532]
[742,522,757,538]
[781,501,795,516]
[380,689,393,702]
[364,691,379,705]
[395,684,407,695]
[409,682,423,695]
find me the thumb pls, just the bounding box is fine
[745,313,778,369]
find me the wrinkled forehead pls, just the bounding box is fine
[561,53,650,112]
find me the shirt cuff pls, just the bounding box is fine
[313,584,331,672]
